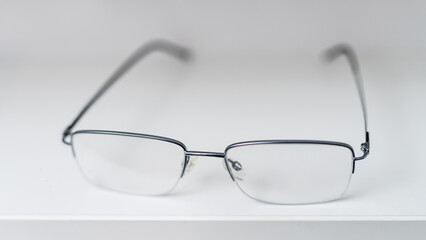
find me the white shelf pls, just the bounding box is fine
[1,54,425,221]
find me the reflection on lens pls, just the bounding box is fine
[225,143,353,204]
[72,132,185,195]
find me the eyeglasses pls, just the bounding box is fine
[62,40,370,204]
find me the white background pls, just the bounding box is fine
[1,0,425,238]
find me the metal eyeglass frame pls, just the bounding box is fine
[62,39,370,184]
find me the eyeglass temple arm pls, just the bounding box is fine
[62,40,192,145]
[323,43,370,160]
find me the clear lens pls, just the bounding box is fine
[225,143,354,204]
[72,132,186,195]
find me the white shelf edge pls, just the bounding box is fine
[1,215,425,221]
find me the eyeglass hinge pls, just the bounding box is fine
[361,141,369,154]
[354,132,370,161]
[62,126,72,145]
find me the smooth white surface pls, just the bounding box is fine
[1,53,426,220]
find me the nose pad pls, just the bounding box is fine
[223,158,245,181]
[184,156,198,174]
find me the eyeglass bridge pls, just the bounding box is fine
[184,150,243,172]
